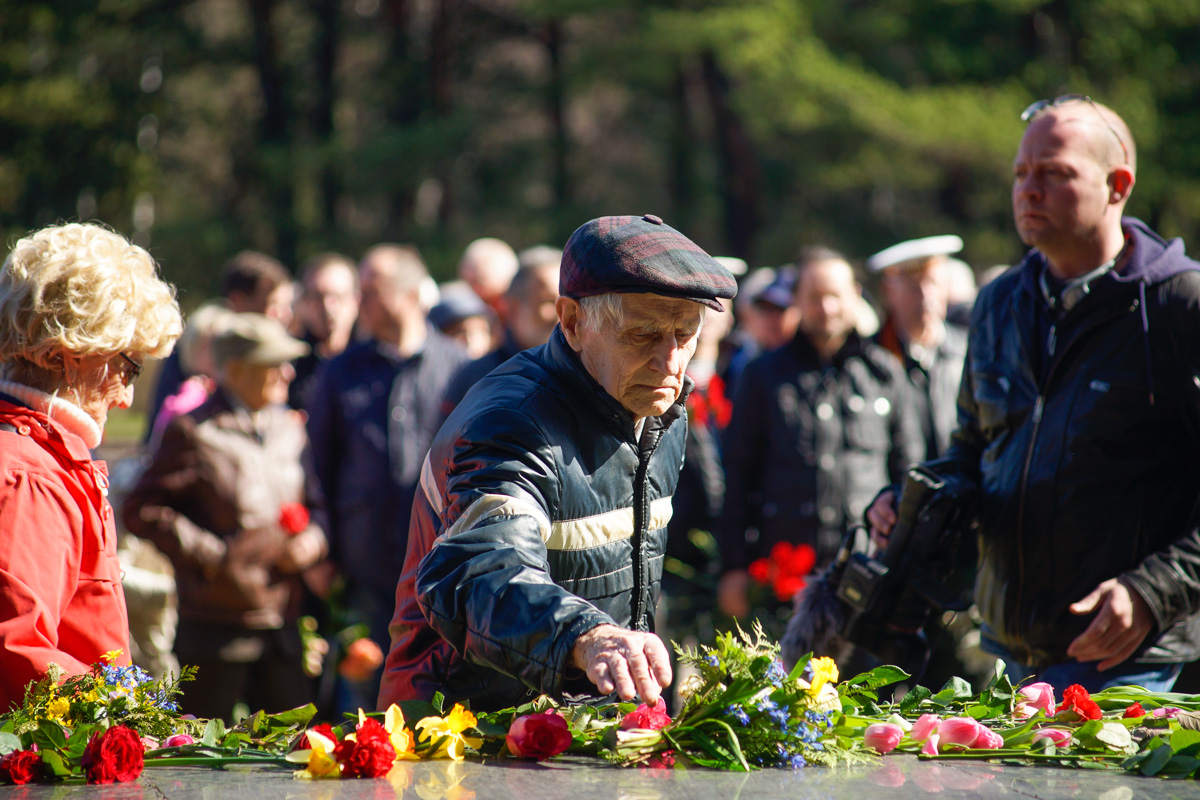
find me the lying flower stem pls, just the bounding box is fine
[143,756,292,768]
[922,750,1125,762]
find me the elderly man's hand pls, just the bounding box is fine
[571,624,672,703]
[1066,578,1155,671]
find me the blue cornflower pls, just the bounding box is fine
[756,697,778,713]
[790,754,807,769]
[705,654,720,668]
[726,705,751,726]
[765,660,787,687]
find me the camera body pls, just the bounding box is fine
[834,460,979,669]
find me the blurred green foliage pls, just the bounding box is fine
[1,0,1198,302]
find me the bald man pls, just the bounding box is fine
[868,97,1200,693]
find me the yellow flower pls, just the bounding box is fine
[415,704,483,760]
[380,705,420,761]
[101,649,124,664]
[807,657,839,694]
[47,697,70,720]
[286,730,342,779]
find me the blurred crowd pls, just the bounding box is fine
[103,228,999,721]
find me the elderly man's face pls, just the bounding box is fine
[560,293,705,421]
[882,259,949,332]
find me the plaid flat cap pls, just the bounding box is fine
[560,214,737,311]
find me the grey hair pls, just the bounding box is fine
[578,292,707,333]
[579,293,626,332]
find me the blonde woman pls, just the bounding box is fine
[0,222,181,710]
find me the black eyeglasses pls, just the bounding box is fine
[1021,94,1129,166]
[117,352,143,387]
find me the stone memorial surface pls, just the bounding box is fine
[2,757,1196,800]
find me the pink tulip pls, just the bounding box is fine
[140,736,160,752]
[936,717,985,749]
[163,734,195,748]
[863,722,904,754]
[1153,707,1181,719]
[973,727,1004,749]
[1015,682,1056,717]
[921,733,940,756]
[1031,728,1072,748]
[910,713,941,743]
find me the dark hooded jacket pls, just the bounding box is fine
[946,218,1200,668]
[377,327,689,711]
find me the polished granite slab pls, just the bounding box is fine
[4,756,1200,800]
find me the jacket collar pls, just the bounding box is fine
[542,326,692,443]
[787,326,869,367]
[0,395,97,463]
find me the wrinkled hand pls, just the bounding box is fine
[571,624,672,703]
[277,528,324,573]
[866,490,898,551]
[717,570,751,619]
[1066,578,1155,671]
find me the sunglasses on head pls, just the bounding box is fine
[1020,94,1129,166]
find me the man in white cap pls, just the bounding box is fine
[868,235,969,458]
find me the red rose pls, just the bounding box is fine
[1057,684,1102,721]
[620,697,672,731]
[295,723,338,750]
[81,725,144,784]
[335,718,395,778]
[1123,702,1146,718]
[506,710,573,760]
[0,749,44,785]
[278,503,310,536]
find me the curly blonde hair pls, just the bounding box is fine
[0,223,182,371]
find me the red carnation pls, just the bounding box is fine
[620,697,672,731]
[81,725,144,784]
[0,749,44,785]
[506,710,573,760]
[335,717,395,778]
[1057,684,1102,721]
[295,723,337,750]
[1123,702,1146,718]
[278,503,310,536]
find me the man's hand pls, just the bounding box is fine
[866,490,898,551]
[1066,578,1155,671]
[571,624,672,703]
[717,570,751,618]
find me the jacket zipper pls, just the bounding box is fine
[1010,299,1138,658]
[630,430,661,631]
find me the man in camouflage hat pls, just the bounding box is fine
[379,215,736,711]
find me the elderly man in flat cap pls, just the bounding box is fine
[869,235,969,458]
[378,215,737,711]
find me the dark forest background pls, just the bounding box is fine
[3,0,1198,301]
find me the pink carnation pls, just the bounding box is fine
[620,698,671,731]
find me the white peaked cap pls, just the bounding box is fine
[867,235,964,272]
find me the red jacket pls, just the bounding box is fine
[0,398,130,710]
